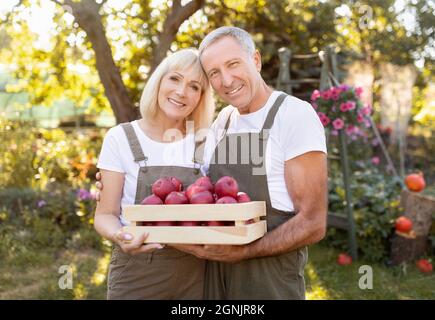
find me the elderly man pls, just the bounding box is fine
[175,27,328,300]
[96,26,328,300]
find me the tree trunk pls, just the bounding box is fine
[389,190,435,265]
[149,0,204,73]
[63,0,138,123]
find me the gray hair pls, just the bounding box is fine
[198,26,256,57]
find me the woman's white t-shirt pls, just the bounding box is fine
[97,120,197,225]
[202,91,327,212]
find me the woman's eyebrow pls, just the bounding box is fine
[173,71,201,85]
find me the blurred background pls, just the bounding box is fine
[0,0,434,299]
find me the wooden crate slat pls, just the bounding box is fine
[122,221,267,245]
[123,201,266,221]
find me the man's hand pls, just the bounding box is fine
[171,244,248,263]
[95,171,103,201]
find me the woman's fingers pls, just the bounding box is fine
[131,243,165,255]
[121,232,149,252]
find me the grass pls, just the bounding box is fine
[0,241,433,300]
[305,244,434,299]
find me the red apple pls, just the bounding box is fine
[206,221,226,226]
[236,192,251,203]
[189,190,215,204]
[141,222,155,226]
[178,221,200,226]
[216,196,237,204]
[165,191,188,204]
[193,176,214,193]
[214,176,239,199]
[154,221,177,226]
[141,194,163,205]
[336,253,352,266]
[152,177,177,200]
[170,176,183,191]
[416,259,433,273]
[186,184,209,202]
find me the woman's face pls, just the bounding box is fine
[157,68,203,123]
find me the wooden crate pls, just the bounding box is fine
[122,201,266,244]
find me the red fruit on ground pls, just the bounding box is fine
[214,176,239,199]
[404,173,426,192]
[416,259,433,273]
[216,196,237,204]
[189,190,215,204]
[152,177,177,200]
[236,192,251,203]
[186,184,209,202]
[141,194,163,205]
[170,177,183,191]
[194,176,214,193]
[395,216,413,233]
[165,191,188,204]
[336,253,352,265]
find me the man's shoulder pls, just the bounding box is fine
[278,92,310,108]
[276,92,315,116]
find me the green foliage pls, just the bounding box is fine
[0,116,102,190]
[326,157,404,262]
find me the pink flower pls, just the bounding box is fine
[331,87,342,96]
[361,104,372,116]
[321,116,331,126]
[311,102,318,110]
[355,87,363,97]
[332,118,344,130]
[347,101,356,110]
[357,113,364,123]
[371,156,380,165]
[345,124,355,135]
[340,103,349,112]
[311,90,321,101]
[331,93,340,101]
[321,90,333,100]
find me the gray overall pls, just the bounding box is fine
[205,94,308,300]
[107,122,206,300]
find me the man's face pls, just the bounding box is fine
[200,36,262,113]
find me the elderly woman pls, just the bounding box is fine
[94,48,215,299]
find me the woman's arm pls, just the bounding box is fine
[94,169,163,254]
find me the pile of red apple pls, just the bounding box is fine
[139,176,252,227]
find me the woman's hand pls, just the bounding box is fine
[114,229,165,255]
[95,171,103,201]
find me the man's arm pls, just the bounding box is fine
[171,151,328,262]
[244,151,328,258]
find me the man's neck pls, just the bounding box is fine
[238,81,274,115]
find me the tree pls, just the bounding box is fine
[1,0,204,123]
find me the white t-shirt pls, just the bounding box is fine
[97,120,197,225]
[202,91,327,212]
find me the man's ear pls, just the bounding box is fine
[253,50,262,72]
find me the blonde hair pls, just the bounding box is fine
[139,48,215,132]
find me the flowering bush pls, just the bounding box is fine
[311,85,373,139]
